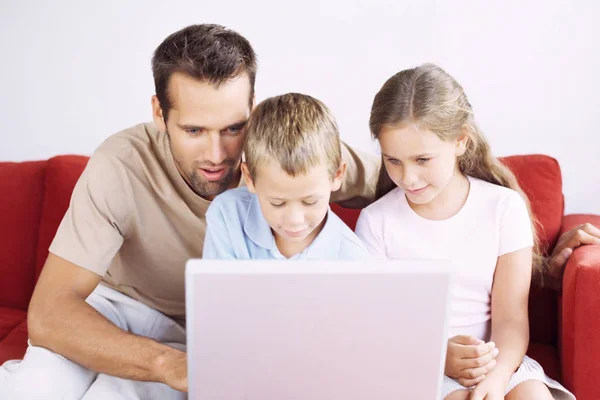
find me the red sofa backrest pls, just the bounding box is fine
[0,160,48,310]
[0,156,89,311]
[0,153,564,346]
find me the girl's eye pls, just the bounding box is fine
[227,126,243,134]
[416,158,430,164]
[386,158,401,165]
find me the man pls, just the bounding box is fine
[0,23,598,400]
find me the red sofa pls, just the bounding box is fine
[0,154,598,398]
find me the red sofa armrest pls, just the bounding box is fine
[560,213,600,399]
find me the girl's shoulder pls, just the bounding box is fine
[361,186,405,216]
[469,177,523,204]
[468,177,529,222]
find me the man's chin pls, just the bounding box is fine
[191,179,231,199]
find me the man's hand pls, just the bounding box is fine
[156,349,188,392]
[445,335,499,387]
[547,223,600,289]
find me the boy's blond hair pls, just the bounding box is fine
[244,93,341,181]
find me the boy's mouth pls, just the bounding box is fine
[284,228,308,238]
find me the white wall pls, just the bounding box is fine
[1,0,598,214]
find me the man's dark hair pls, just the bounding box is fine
[152,24,257,120]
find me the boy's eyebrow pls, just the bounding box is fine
[269,194,322,201]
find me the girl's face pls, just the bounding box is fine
[378,123,467,207]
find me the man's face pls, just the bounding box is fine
[153,72,252,200]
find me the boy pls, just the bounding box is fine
[203,93,368,260]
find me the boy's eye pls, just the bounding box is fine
[416,158,430,164]
[270,202,285,208]
[302,200,318,206]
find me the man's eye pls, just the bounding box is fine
[303,200,318,206]
[270,202,285,208]
[186,129,201,136]
[416,158,430,164]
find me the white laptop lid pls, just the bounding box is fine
[186,259,453,400]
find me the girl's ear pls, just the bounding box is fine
[455,126,470,157]
[241,162,256,193]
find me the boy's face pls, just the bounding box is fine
[243,160,345,246]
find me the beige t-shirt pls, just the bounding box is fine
[49,122,379,325]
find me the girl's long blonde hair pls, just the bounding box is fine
[370,63,542,271]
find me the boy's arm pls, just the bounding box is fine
[331,142,380,208]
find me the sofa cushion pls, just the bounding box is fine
[0,307,26,342]
[0,320,28,364]
[0,161,47,310]
[500,155,564,254]
[34,155,90,279]
[527,342,561,382]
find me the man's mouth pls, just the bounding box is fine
[198,167,227,181]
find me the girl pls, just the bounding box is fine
[355,64,574,400]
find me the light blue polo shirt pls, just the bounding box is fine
[203,186,369,260]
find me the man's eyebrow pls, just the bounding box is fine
[177,119,248,131]
[177,123,206,130]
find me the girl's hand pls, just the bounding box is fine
[445,335,499,387]
[469,373,506,400]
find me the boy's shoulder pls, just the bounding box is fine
[326,210,369,258]
[207,186,255,219]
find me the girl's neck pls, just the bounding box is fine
[408,169,470,221]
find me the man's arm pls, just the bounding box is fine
[330,142,380,208]
[28,253,188,392]
[532,223,600,290]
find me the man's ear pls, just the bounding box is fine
[241,162,256,193]
[331,160,347,192]
[151,95,167,132]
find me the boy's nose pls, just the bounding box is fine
[286,207,305,226]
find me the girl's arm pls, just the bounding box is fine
[488,246,533,386]
[471,247,532,400]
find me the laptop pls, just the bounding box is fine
[185,259,453,400]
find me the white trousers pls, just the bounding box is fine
[0,284,187,400]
